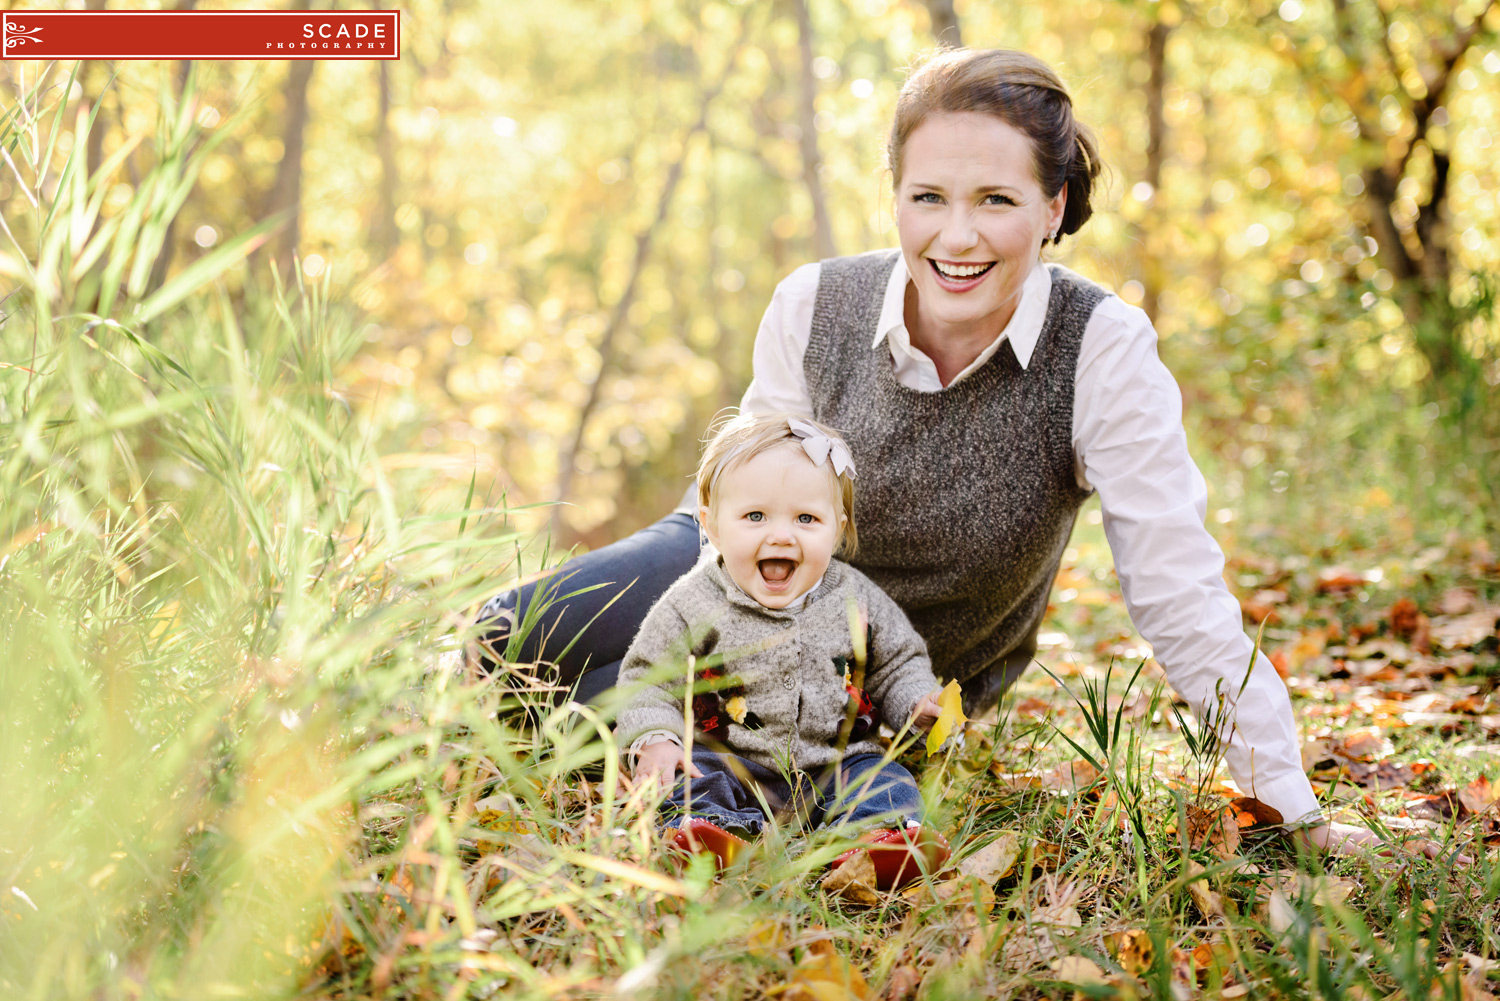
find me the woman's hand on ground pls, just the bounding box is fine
[1293,821,1472,864]
[907,689,945,734]
[631,740,703,786]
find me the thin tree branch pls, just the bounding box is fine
[550,42,743,533]
[793,0,836,260]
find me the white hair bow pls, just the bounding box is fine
[788,418,857,479]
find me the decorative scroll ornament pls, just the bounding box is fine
[5,23,44,49]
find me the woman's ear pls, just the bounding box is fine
[1047,186,1068,237]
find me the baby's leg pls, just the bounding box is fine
[817,753,925,831]
[661,748,772,837]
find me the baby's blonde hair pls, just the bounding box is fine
[696,413,858,557]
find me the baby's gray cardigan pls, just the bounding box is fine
[615,555,939,773]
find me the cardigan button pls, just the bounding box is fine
[782,676,795,690]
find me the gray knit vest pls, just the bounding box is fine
[804,249,1105,687]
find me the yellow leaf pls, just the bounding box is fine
[822,851,881,906]
[926,679,967,756]
[774,937,871,1001]
[956,830,1021,883]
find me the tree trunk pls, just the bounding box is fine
[792,0,836,261]
[1139,20,1169,323]
[1325,0,1493,382]
[921,0,963,47]
[374,60,399,255]
[262,58,316,275]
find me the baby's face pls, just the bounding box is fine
[700,443,844,610]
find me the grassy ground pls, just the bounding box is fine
[3,69,1499,1001]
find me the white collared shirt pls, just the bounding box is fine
[739,254,1322,827]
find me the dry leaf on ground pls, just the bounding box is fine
[1459,776,1499,815]
[1186,804,1242,859]
[823,851,881,906]
[957,831,1021,883]
[1106,929,1153,977]
[775,937,871,1001]
[1050,954,1108,986]
[1185,861,1226,919]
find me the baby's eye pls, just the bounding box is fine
[797,513,815,524]
[746,511,764,522]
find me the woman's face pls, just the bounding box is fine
[895,111,1066,340]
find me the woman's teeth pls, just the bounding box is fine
[931,260,994,279]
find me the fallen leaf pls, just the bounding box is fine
[823,851,882,906]
[882,966,920,1001]
[1317,567,1369,593]
[1186,804,1242,859]
[1390,598,1425,641]
[1185,861,1225,919]
[957,831,1021,883]
[1033,877,1083,929]
[1440,588,1478,616]
[1430,607,1500,651]
[1050,955,1108,986]
[927,679,968,756]
[905,874,996,913]
[777,937,871,1001]
[1224,797,1281,830]
[1331,727,1394,762]
[1041,759,1100,791]
[1264,889,1297,934]
[1459,776,1499,816]
[1013,697,1051,720]
[1107,929,1153,976]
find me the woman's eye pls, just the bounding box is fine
[984,193,1016,206]
[911,192,941,204]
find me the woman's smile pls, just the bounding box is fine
[927,258,997,290]
[896,112,1066,354]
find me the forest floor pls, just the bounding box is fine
[310,511,1500,1001]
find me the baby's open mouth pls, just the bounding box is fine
[758,559,796,584]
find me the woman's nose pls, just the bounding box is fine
[940,207,978,253]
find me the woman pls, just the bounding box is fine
[478,48,1404,857]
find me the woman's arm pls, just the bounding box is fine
[739,262,821,417]
[1072,295,1323,828]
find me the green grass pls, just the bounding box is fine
[2,65,1498,1001]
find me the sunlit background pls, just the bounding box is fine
[8,0,1495,548]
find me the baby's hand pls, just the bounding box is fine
[908,688,945,734]
[632,739,704,785]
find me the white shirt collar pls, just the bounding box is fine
[870,255,1054,380]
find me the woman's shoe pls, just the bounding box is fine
[668,817,750,869]
[829,826,951,891]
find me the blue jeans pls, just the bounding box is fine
[663,748,925,835]
[474,511,702,703]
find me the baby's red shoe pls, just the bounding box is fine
[829,826,951,891]
[668,817,750,869]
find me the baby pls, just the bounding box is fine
[615,414,950,889]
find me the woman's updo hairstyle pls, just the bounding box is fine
[888,48,1101,244]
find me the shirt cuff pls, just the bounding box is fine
[628,730,682,757]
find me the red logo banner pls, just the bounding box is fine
[1,10,400,60]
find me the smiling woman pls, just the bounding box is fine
[473,47,1390,859]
